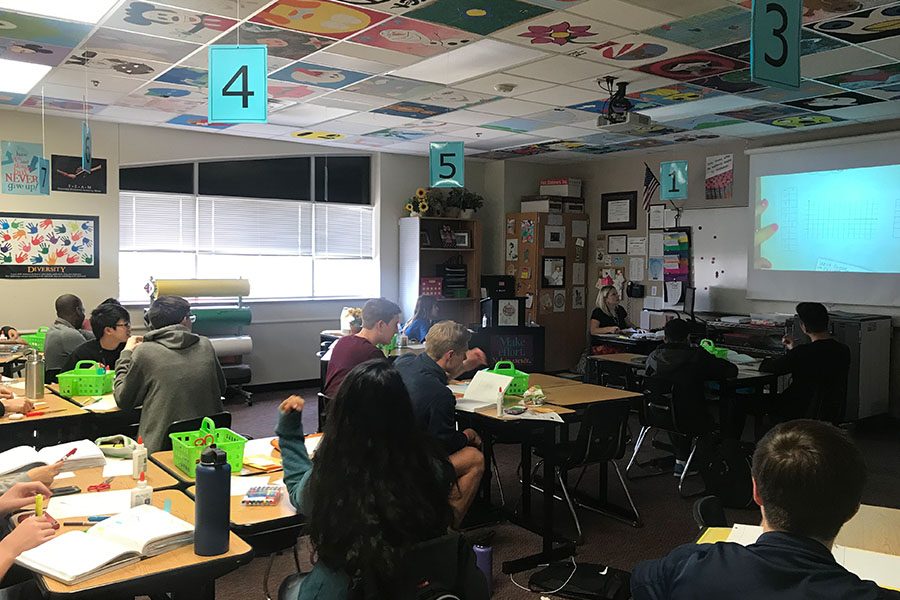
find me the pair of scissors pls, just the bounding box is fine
[193,433,215,447]
[87,477,114,492]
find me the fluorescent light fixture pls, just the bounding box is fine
[0,59,51,94]
[391,40,548,85]
[0,0,120,23]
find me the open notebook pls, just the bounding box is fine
[0,440,106,475]
[726,524,900,591]
[16,505,194,585]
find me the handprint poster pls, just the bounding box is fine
[2,141,45,195]
[0,213,99,279]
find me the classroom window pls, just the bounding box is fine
[119,156,375,302]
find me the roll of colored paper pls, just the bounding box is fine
[209,336,253,357]
[192,307,252,325]
[153,279,250,298]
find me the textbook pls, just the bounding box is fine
[16,505,194,585]
[0,440,106,475]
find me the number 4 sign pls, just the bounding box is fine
[209,45,268,123]
[751,0,801,89]
[429,142,464,189]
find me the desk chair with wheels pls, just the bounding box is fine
[531,400,640,541]
[692,495,728,529]
[160,411,233,451]
[277,532,489,600]
[627,376,714,497]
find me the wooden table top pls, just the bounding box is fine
[151,437,284,484]
[699,504,900,556]
[474,404,574,421]
[527,373,583,389]
[587,353,647,365]
[47,383,121,414]
[0,392,86,426]
[36,489,253,595]
[0,351,25,365]
[186,471,299,528]
[57,461,178,492]
[544,383,642,407]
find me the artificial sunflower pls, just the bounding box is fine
[405,202,414,213]
[418,200,429,214]
[415,187,427,199]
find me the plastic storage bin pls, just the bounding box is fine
[169,417,246,478]
[56,360,114,397]
[486,361,530,396]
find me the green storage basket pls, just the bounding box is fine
[700,339,729,359]
[169,417,246,478]
[487,360,530,396]
[57,360,114,397]
[20,327,49,352]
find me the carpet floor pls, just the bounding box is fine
[215,388,900,599]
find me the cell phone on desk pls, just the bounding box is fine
[50,486,81,496]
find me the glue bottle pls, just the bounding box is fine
[132,436,147,480]
[130,472,152,507]
[496,386,504,417]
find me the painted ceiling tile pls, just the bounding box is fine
[688,68,767,93]
[718,103,808,121]
[643,5,751,49]
[0,38,71,67]
[407,0,551,35]
[103,1,237,44]
[862,82,900,99]
[80,28,199,64]
[0,10,92,47]
[21,96,106,114]
[742,78,843,101]
[784,90,884,111]
[629,82,724,105]
[160,0,271,18]
[663,113,746,129]
[350,16,477,57]
[0,93,26,106]
[519,0,590,10]
[329,0,441,16]
[491,12,628,52]
[372,100,454,118]
[735,0,895,25]
[269,62,371,89]
[216,23,334,60]
[567,34,701,67]
[166,114,235,128]
[759,113,849,128]
[343,75,443,100]
[251,0,390,39]
[821,97,900,119]
[816,61,900,89]
[61,50,171,80]
[807,3,900,43]
[634,51,747,80]
[129,84,210,108]
[800,45,892,78]
[410,87,499,109]
[155,66,209,88]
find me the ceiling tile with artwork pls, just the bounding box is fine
[643,5,751,49]
[633,51,747,80]
[491,12,628,52]
[350,16,477,57]
[251,0,390,39]
[406,0,551,35]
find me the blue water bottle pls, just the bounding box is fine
[194,447,231,556]
[474,544,493,592]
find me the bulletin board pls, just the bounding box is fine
[662,226,692,306]
[0,212,99,279]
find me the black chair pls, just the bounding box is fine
[160,411,233,451]
[693,495,728,528]
[627,375,714,497]
[277,532,489,600]
[317,392,331,433]
[531,401,640,541]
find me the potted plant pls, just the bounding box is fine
[446,188,484,219]
[404,188,430,216]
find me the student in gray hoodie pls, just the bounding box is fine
[114,295,225,453]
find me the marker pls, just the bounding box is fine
[60,448,77,462]
[34,494,43,517]
[62,522,93,527]
[24,409,66,417]
[87,515,108,522]
[163,499,172,513]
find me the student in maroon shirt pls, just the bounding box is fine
[323,298,401,399]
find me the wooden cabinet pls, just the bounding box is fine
[399,217,482,327]
[505,212,589,372]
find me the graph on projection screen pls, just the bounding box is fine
[755,164,900,274]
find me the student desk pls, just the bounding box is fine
[151,437,285,487]
[0,350,25,365]
[590,334,662,355]
[47,383,141,443]
[543,383,642,407]
[59,461,178,493]
[585,353,647,389]
[458,404,577,574]
[527,373,582,390]
[0,393,88,449]
[48,384,120,413]
[698,504,900,555]
[31,489,253,600]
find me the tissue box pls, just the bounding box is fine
[540,178,581,197]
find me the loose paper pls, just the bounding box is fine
[46,489,132,519]
[643,296,663,310]
[573,263,585,285]
[572,287,585,309]
[102,459,134,478]
[230,475,273,496]
[648,257,664,281]
[506,238,518,261]
[649,204,665,229]
[571,220,588,238]
[627,236,647,256]
[629,257,644,281]
[664,208,678,228]
[607,199,631,224]
[649,233,664,257]
[463,370,513,403]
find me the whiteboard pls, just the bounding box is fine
[681,207,752,314]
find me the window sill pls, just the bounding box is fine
[120,296,374,308]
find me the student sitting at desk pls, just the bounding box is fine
[394,321,487,526]
[759,302,851,423]
[114,295,225,453]
[44,294,94,382]
[402,295,438,343]
[276,361,488,600]
[645,319,738,475]
[62,301,131,373]
[0,389,65,492]
[0,482,57,583]
[590,285,630,354]
[631,420,888,600]
[322,298,401,399]
[0,326,19,344]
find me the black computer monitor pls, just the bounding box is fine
[684,286,696,321]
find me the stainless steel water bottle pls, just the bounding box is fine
[24,351,44,400]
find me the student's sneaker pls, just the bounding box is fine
[673,459,698,477]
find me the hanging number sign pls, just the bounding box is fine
[209,45,268,123]
[751,0,801,88]
[38,157,49,195]
[660,160,688,201]
[429,141,464,189]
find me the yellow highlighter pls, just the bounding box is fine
[34,493,43,517]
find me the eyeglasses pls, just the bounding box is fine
[188,314,197,323]
[113,322,131,329]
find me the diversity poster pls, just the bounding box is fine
[2,141,44,195]
[51,155,108,194]
[705,153,734,200]
[0,213,99,279]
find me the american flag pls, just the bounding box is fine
[642,163,660,211]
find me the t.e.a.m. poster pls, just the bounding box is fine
[0,213,99,279]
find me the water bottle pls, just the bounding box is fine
[194,447,230,556]
[474,544,493,591]
[24,351,44,400]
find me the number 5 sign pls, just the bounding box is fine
[751,0,801,89]
[660,160,688,201]
[429,142,464,189]
[209,45,268,123]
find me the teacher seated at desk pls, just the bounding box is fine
[590,285,630,354]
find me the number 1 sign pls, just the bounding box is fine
[751,0,801,89]
[660,160,688,201]
[209,45,268,123]
[429,142,464,189]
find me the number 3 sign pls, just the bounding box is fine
[429,142,464,189]
[751,0,801,89]
[209,45,268,123]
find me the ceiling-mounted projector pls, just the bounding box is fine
[595,75,650,130]
[597,111,652,131]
